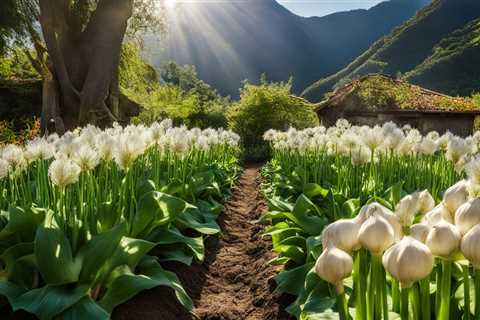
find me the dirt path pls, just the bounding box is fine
[114,165,291,320]
[191,165,290,320]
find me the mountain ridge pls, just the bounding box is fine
[145,0,429,97]
[302,0,480,101]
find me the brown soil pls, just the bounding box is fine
[114,164,292,320]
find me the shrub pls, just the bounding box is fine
[227,77,318,161]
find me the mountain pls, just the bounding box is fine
[404,18,480,96]
[302,0,480,102]
[145,0,430,97]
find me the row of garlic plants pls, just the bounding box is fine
[0,120,240,319]
[261,120,480,319]
[317,182,480,320]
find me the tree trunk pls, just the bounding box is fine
[37,0,134,131]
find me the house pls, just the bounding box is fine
[315,74,480,136]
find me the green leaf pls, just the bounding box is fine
[289,195,327,235]
[383,182,405,206]
[77,223,127,284]
[0,281,27,305]
[275,262,314,296]
[108,237,156,271]
[0,206,47,242]
[12,285,89,320]
[148,226,205,262]
[303,183,329,199]
[342,198,360,219]
[34,223,81,285]
[58,296,110,320]
[175,208,220,235]
[0,242,35,286]
[300,283,336,317]
[99,256,192,313]
[132,191,192,237]
[267,197,294,212]
[97,201,119,233]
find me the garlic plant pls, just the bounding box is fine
[313,179,480,320]
[0,120,240,318]
[265,120,465,204]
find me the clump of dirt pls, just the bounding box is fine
[114,165,292,320]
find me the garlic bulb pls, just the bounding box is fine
[461,224,480,268]
[383,236,434,288]
[395,193,420,227]
[315,247,353,294]
[418,190,435,214]
[422,204,453,226]
[357,202,403,242]
[454,198,480,235]
[443,180,469,214]
[425,220,461,258]
[359,215,395,256]
[322,219,360,252]
[410,223,430,243]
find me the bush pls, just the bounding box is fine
[123,46,230,129]
[227,77,318,161]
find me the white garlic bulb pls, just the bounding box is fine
[410,223,431,243]
[383,236,434,288]
[443,180,469,214]
[454,198,480,235]
[422,204,453,226]
[359,215,395,256]
[322,219,360,252]
[357,202,403,242]
[425,220,461,258]
[461,224,480,268]
[315,247,353,294]
[418,190,435,214]
[395,193,420,227]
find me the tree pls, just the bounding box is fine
[11,0,164,134]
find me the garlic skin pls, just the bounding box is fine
[443,180,469,214]
[315,247,353,294]
[461,224,480,268]
[454,198,480,235]
[425,220,461,258]
[410,223,431,243]
[422,204,453,226]
[322,219,360,252]
[418,190,435,214]
[357,202,403,242]
[383,236,434,288]
[359,215,395,256]
[395,193,420,227]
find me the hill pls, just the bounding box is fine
[302,0,480,102]
[146,0,429,97]
[405,18,480,96]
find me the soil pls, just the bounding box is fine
[113,164,293,320]
[6,165,293,320]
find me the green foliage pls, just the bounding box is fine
[121,44,229,128]
[0,49,39,80]
[405,18,480,96]
[354,75,478,111]
[473,93,480,107]
[0,118,40,146]
[0,127,240,318]
[228,78,318,160]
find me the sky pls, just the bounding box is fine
[277,0,385,17]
